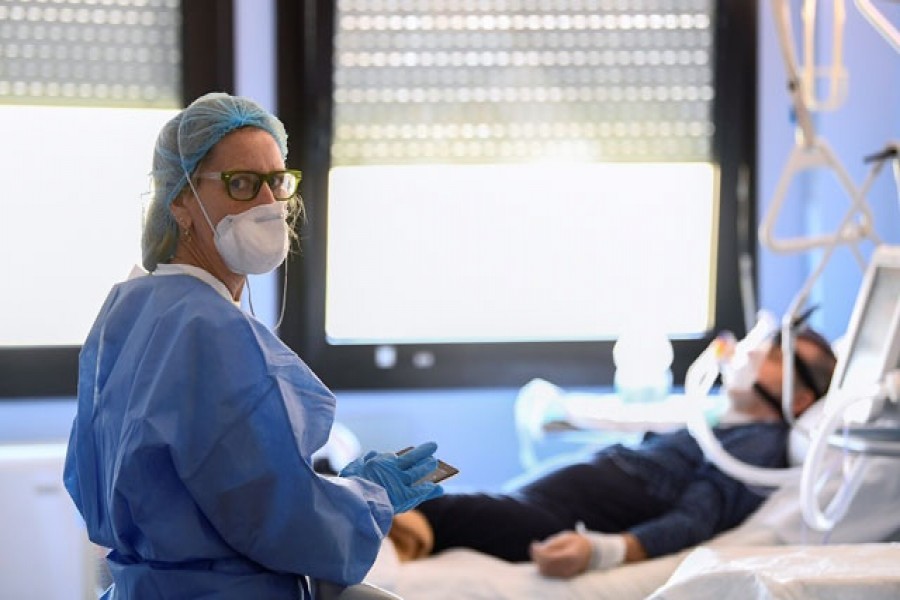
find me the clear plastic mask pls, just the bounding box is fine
[719,311,778,392]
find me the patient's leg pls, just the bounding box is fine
[516,458,666,533]
[389,457,668,563]
[410,492,571,562]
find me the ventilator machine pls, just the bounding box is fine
[686,0,900,534]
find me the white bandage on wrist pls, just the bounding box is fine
[582,531,627,570]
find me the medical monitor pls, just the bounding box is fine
[827,245,900,423]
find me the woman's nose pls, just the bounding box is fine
[255,181,278,204]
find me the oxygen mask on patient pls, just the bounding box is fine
[684,310,806,487]
[719,308,824,420]
[716,312,779,417]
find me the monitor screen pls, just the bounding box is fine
[837,256,900,394]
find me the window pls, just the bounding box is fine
[277,0,756,389]
[0,0,233,397]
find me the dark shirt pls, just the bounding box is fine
[606,423,789,558]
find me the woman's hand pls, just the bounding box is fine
[529,530,592,578]
[339,442,444,513]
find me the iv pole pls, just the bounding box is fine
[855,0,900,52]
[685,0,900,518]
[763,0,883,425]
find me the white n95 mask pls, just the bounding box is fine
[214,203,290,274]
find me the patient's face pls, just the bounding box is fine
[726,337,819,420]
[726,345,783,419]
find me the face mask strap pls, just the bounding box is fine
[772,304,825,400]
[755,349,822,422]
[183,175,219,238]
[752,354,819,420]
[753,382,786,418]
[790,354,824,399]
[272,256,289,331]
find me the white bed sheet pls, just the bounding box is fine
[365,523,778,600]
[649,543,900,600]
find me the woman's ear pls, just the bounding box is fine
[169,196,191,231]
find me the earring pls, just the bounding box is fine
[180,223,192,242]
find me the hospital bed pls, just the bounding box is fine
[359,412,900,600]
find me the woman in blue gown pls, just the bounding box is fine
[64,93,442,599]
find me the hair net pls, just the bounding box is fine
[141,92,289,271]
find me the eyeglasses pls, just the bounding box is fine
[198,170,302,201]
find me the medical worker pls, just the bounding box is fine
[64,93,442,599]
[389,326,837,578]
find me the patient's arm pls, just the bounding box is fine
[529,531,591,577]
[623,533,648,562]
[529,531,648,578]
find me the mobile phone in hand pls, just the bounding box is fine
[396,446,460,484]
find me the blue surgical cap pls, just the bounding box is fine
[141,92,289,271]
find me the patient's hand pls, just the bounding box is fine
[529,531,592,578]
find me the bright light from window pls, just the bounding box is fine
[326,162,717,344]
[0,105,178,346]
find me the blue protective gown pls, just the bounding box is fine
[64,269,393,599]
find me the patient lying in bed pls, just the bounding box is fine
[387,328,837,578]
[366,459,900,600]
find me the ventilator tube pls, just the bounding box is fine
[684,339,803,488]
[800,389,874,532]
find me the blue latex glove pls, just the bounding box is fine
[339,441,445,513]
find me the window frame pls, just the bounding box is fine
[276,0,757,391]
[0,0,235,399]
